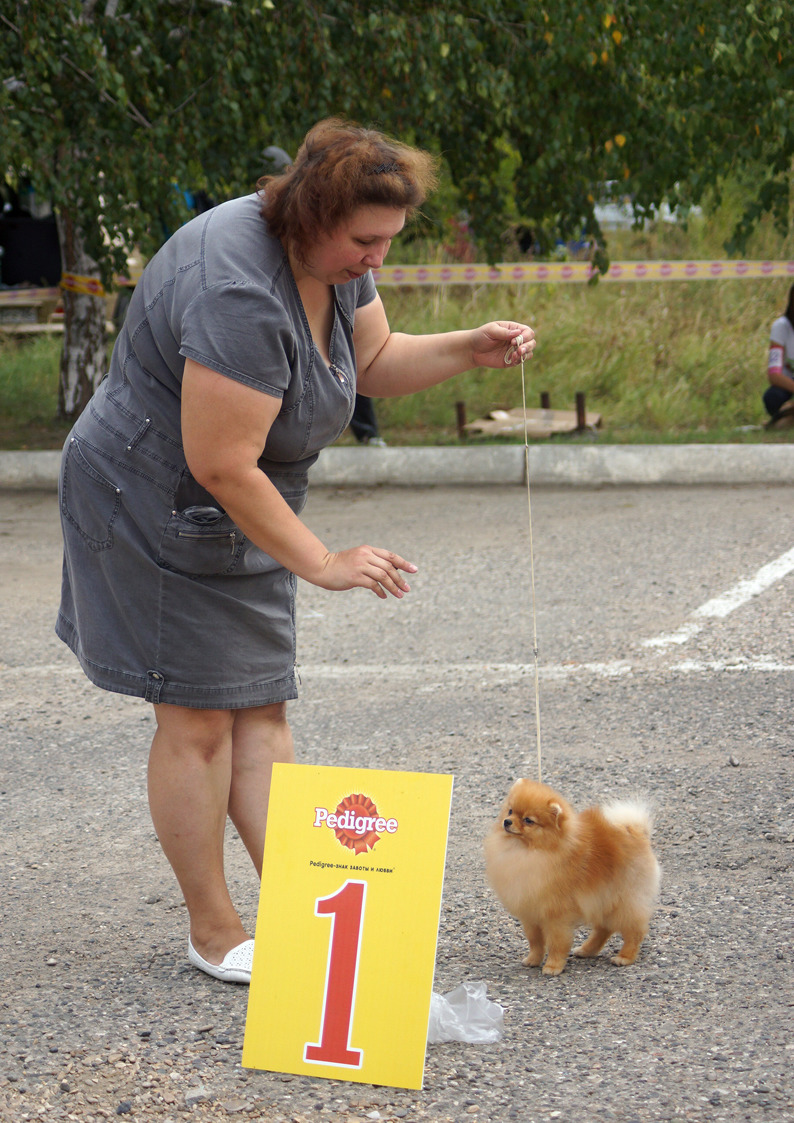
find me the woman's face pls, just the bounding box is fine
[302,205,406,285]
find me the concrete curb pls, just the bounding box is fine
[0,450,63,490]
[2,443,793,491]
[309,443,794,487]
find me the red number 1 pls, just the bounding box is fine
[304,880,367,1068]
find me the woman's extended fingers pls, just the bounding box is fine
[366,546,416,598]
[321,546,418,598]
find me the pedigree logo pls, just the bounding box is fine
[313,792,398,855]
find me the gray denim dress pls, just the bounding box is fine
[56,194,376,709]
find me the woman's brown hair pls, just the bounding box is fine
[258,118,439,265]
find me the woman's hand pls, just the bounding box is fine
[318,546,418,599]
[470,320,536,368]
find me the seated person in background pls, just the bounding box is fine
[764,283,794,421]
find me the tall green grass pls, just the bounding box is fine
[374,276,784,441]
[0,333,70,449]
[0,334,61,424]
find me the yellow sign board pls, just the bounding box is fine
[243,763,454,1090]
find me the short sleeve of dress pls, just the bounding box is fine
[179,281,294,397]
[356,271,378,309]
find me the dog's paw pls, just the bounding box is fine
[541,961,566,976]
[610,953,636,966]
[522,952,544,968]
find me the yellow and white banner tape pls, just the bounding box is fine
[2,260,792,307]
[372,260,794,286]
[60,272,106,297]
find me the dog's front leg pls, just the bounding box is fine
[541,924,575,975]
[520,921,545,968]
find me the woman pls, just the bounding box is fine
[56,118,535,984]
[764,283,794,421]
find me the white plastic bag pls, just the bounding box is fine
[427,981,505,1044]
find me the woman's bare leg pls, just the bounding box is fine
[147,701,294,965]
[148,704,247,965]
[228,702,295,877]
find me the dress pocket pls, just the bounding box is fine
[61,438,122,551]
[157,507,242,577]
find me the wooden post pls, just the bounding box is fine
[455,400,467,440]
[540,392,551,410]
[575,392,586,431]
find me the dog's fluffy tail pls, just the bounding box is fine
[601,798,654,837]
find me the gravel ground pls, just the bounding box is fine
[1,485,793,1122]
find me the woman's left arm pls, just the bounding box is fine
[354,293,535,397]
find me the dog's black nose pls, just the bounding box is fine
[503,818,512,830]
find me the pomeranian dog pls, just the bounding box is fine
[484,778,660,976]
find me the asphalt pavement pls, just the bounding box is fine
[1,466,793,1122]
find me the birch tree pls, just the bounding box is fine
[0,0,277,416]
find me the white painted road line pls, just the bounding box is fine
[299,659,794,679]
[643,622,703,649]
[295,661,635,682]
[693,545,794,618]
[642,545,794,649]
[4,656,794,688]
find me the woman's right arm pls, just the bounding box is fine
[180,358,416,599]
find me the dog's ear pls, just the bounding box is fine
[549,801,565,827]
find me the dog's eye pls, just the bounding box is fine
[523,817,536,825]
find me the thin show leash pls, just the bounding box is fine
[506,333,543,783]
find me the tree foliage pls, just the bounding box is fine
[1,0,279,282]
[0,1,791,416]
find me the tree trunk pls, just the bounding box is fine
[55,205,108,420]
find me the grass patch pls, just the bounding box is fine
[0,334,72,449]
[373,276,784,442]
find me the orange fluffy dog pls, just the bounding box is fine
[484,778,660,976]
